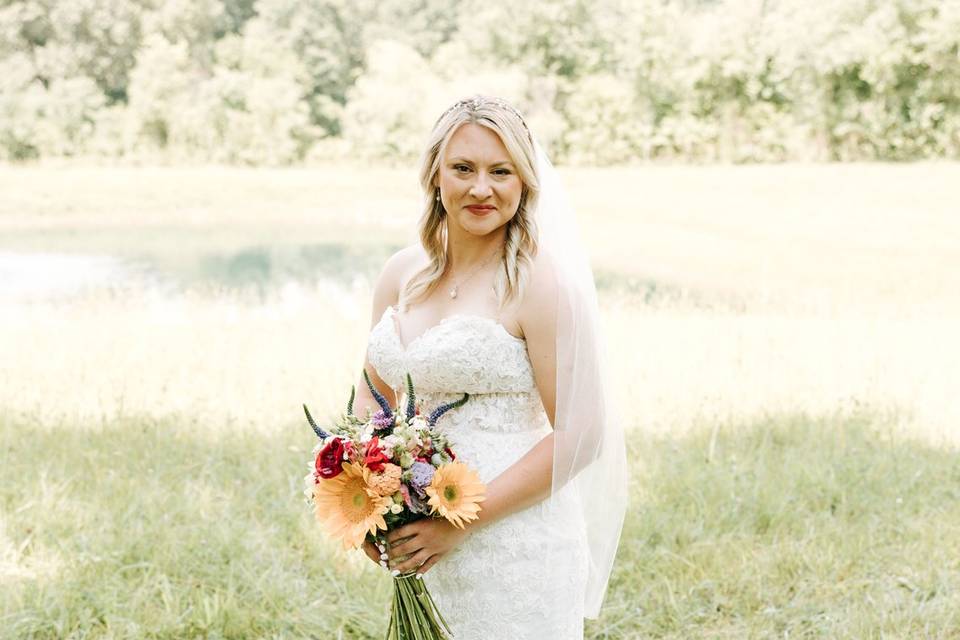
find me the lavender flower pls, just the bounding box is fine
[362,368,392,418]
[372,409,394,430]
[409,461,436,496]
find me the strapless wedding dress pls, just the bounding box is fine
[367,304,589,639]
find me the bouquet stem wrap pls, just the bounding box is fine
[382,537,451,640]
[387,577,451,639]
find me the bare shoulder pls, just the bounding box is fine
[371,243,428,318]
[516,249,560,340]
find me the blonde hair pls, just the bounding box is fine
[399,95,540,314]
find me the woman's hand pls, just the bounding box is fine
[362,537,387,568]
[386,518,471,576]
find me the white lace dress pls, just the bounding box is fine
[367,304,589,639]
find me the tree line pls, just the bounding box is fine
[1,0,958,165]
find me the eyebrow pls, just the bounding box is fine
[448,156,515,167]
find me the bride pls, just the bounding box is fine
[352,95,627,639]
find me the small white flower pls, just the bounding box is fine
[389,503,403,514]
[359,423,374,444]
[431,453,443,466]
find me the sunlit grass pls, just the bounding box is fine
[3,412,959,638]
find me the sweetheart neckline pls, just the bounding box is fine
[384,304,525,353]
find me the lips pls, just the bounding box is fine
[466,205,496,215]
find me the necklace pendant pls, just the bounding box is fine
[449,287,458,299]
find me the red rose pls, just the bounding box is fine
[316,437,346,479]
[364,436,390,472]
[444,446,456,461]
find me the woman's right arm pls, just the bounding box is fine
[351,246,414,424]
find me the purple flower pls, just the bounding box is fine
[372,409,393,430]
[409,461,435,496]
[401,483,430,514]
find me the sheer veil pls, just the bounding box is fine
[533,137,628,619]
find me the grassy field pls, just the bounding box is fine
[2,163,959,638]
[4,410,960,638]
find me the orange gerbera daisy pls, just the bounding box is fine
[425,462,486,529]
[312,461,392,549]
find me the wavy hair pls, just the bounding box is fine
[398,95,540,314]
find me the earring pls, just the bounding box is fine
[435,190,441,202]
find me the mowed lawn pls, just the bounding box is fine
[1,163,959,638]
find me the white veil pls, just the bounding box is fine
[533,137,628,619]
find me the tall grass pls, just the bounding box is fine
[3,412,959,638]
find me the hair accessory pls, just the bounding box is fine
[437,95,531,138]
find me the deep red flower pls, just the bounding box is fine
[316,437,346,479]
[364,436,390,472]
[343,440,358,464]
[444,446,456,461]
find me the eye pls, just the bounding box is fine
[493,168,512,176]
[454,164,471,173]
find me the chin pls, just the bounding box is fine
[462,217,507,236]
[458,213,504,236]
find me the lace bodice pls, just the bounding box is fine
[368,305,534,392]
[365,304,588,639]
[366,305,552,442]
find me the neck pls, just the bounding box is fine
[445,225,506,271]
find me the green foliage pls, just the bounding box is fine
[0,0,958,164]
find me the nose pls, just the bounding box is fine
[469,173,492,200]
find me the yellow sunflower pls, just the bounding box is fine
[425,462,487,529]
[312,461,392,549]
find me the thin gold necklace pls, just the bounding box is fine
[447,248,500,299]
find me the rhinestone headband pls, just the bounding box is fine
[437,96,531,136]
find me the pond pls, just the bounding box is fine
[0,243,404,304]
[0,241,688,310]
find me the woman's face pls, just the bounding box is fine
[435,123,523,238]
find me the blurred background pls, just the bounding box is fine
[2,1,959,638]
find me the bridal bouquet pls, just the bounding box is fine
[303,369,486,640]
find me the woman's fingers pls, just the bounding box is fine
[393,549,433,574]
[362,539,381,565]
[415,555,440,576]
[386,523,419,545]
[387,536,421,560]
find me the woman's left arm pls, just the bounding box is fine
[459,260,560,530]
